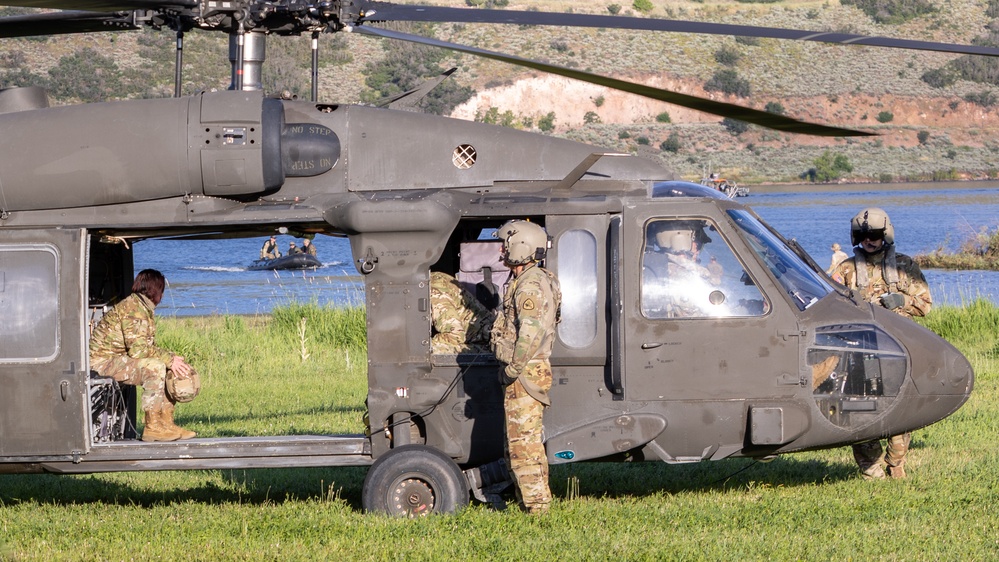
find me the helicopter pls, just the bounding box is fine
[0,1,980,516]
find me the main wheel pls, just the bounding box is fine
[362,445,470,517]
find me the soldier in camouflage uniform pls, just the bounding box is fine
[643,223,713,318]
[490,220,561,514]
[429,271,494,355]
[90,269,198,442]
[832,208,932,479]
[302,238,318,257]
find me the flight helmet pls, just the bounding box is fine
[851,207,895,246]
[655,227,695,254]
[496,220,550,266]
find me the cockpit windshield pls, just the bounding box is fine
[727,209,834,311]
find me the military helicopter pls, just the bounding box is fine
[0,1,980,516]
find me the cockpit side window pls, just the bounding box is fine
[641,218,767,319]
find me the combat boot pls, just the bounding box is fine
[162,401,197,440]
[860,462,886,480]
[141,407,182,442]
[887,464,907,479]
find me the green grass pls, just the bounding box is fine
[2,303,999,560]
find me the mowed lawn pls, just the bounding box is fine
[1,303,997,561]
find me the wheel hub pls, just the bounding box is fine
[391,477,436,517]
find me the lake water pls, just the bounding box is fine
[135,182,999,315]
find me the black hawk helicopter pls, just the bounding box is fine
[0,1,980,516]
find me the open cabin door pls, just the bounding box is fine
[0,229,88,458]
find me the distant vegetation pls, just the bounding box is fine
[361,23,474,115]
[916,227,999,271]
[840,0,937,25]
[803,151,854,182]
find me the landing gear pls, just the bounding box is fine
[361,445,470,517]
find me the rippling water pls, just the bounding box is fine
[135,182,999,315]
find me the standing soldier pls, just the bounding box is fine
[490,220,561,514]
[826,242,849,274]
[260,235,280,259]
[832,208,932,479]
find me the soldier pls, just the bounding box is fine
[826,242,849,274]
[302,238,318,257]
[643,223,713,318]
[490,220,561,514]
[90,269,199,442]
[288,241,302,255]
[260,235,280,259]
[429,271,494,355]
[832,208,932,479]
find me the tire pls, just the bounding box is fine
[362,445,470,517]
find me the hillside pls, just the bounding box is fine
[3,0,999,184]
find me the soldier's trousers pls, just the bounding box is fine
[92,355,168,411]
[504,377,551,510]
[853,432,912,470]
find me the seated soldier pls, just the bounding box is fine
[430,271,495,354]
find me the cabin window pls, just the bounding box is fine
[556,229,598,347]
[641,218,767,319]
[0,245,60,362]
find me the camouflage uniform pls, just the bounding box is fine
[429,271,495,354]
[643,251,712,318]
[832,245,931,479]
[490,263,561,512]
[831,246,932,319]
[89,293,175,412]
[303,240,318,257]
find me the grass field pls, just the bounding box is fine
[1,303,998,560]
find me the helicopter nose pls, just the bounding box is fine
[886,311,974,425]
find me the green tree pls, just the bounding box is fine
[704,69,751,98]
[538,111,556,132]
[584,111,601,124]
[807,151,854,182]
[764,101,785,115]
[714,45,741,67]
[721,117,749,135]
[607,4,622,15]
[655,111,672,123]
[876,111,894,123]
[632,0,654,13]
[917,130,930,145]
[660,132,681,153]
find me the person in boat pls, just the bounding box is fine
[302,238,317,257]
[288,241,302,255]
[260,235,280,260]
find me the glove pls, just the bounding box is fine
[499,365,519,386]
[880,293,906,310]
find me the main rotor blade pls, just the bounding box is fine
[360,2,999,58]
[351,25,872,137]
[0,10,139,38]
[0,0,194,10]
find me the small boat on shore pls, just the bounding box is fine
[248,254,322,271]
